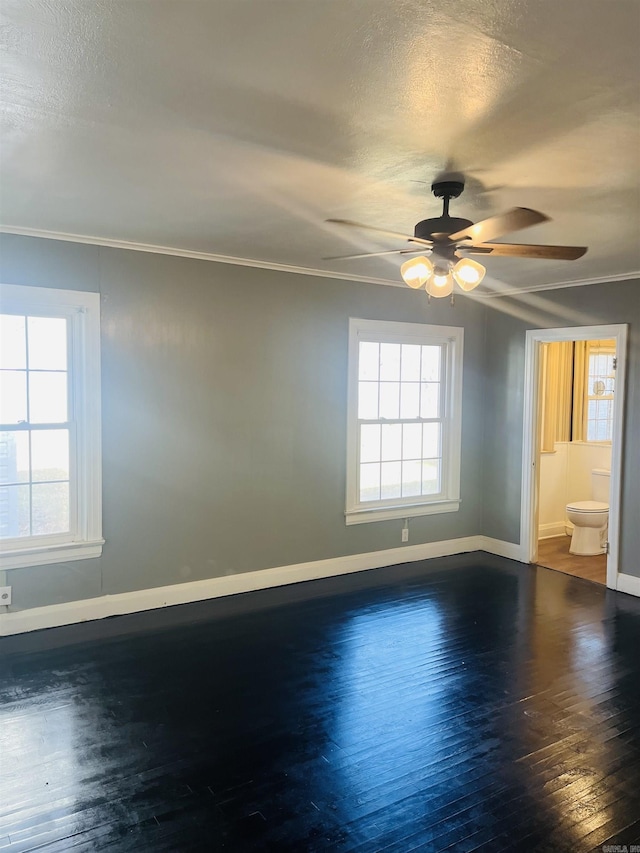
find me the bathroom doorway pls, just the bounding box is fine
[520,325,628,591]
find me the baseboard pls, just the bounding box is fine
[2,536,494,636]
[477,536,526,562]
[617,573,640,598]
[538,522,568,539]
[0,535,540,637]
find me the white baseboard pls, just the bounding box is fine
[477,536,526,561]
[1,536,483,636]
[0,535,548,637]
[617,572,640,597]
[538,522,568,539]
[9,534,635,638]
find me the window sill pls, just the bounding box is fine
[0,539,105,570]
[345,499,460,526]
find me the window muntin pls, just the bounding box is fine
[586,347,615,442]
[0,285,102,570]
[346,320,463,525]
[0,315,72,539]
[356,342,445,504]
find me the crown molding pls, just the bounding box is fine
[473,270,640,298]
[0,225,403,288]
[1,225,637,297]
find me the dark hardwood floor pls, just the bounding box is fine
[1,554,640,852]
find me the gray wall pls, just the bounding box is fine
[1,233,485,610]
[2,232,638,613]
[481,278,640,577]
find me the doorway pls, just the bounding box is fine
[520,325,628,590]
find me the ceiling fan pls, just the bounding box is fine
[325,179,587,298]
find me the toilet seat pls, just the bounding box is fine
[566,500,608,513]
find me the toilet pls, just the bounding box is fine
[565,469,610,556]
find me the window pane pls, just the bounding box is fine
[31,429,70,482]
[400,382,419,419]
[381,461,402,499]
[402,423,422,459]
[0,484,31,538]
[0,315,26,369]
[32,482,70,535]
[587,400,597,419]
[360,424,381,463]
[28,372,68,423]
[359,342,379,381]
[422,460,440,495]
[381,424,402,461]
[359,463,380,502]
[380,343,400,381]
[402,460,422,497]
[379,382,400,419]
[358,382,378,420]
[0,371,28,424]
[401,345,421,381]
[423,423,440,458]
[420,382,440,418]
[28,317,67,370]
[421,346,441,381]
[0,432,29,484]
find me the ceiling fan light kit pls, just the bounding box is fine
[400,256,433,288]
[326,178,587,300]
[426,272,454,298]
[452,257,486,291]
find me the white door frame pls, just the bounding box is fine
[521,324,628,590]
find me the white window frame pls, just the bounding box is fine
[0,283,103,570]
[345,318,463,525]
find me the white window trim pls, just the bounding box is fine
[0,283,103,570]
[345,318,463,526]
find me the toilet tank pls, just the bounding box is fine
[592,469,610,503]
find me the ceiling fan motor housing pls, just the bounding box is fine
[414,217,473,241]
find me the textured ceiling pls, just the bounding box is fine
[2,0,639,292]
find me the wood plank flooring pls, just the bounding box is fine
[538,535,607,585]
[1,553,639,852]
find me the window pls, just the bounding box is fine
[0,284,103,569]
[585,342,615,442]
[346,319,463,525]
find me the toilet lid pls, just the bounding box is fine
[566,500,609,513]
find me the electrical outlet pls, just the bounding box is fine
[402,525,409,543]
[0,586,11,606]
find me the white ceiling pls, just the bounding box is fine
[2,0,639,293]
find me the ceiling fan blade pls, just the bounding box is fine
[323,249,427,261]
[459,242,587,260]
[325,219,434,248]
[448,207,549,243]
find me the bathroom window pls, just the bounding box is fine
[585,343,615,442]
[0,284,103,570]
[345,319,463,525]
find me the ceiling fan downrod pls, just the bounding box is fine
[431,179,465,219]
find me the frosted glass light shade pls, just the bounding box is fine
[453,258,486,291]
[426,272,454,298]
[401,256,433,289]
